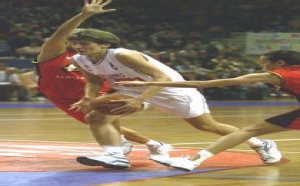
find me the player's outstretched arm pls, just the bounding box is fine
[38,0,116,62]
[116,80,210,88]
[116,72,281,88]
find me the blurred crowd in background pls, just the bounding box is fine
[1,0,297,101]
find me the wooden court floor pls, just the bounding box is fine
[0,98,300,186]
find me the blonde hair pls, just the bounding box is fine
[68,28,120,48]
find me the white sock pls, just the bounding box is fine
[146,139,161,146]
[195,150,214,162]
[142,102,151,110]
[120,135,127,142]
[102,146,124,156]
[246,137,264,147]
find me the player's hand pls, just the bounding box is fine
[110,98,143,115]
[69,97,92,113]
[82,0,116,15]
[116,81,153,86]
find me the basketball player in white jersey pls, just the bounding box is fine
[68,28,280,169]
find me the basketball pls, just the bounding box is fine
[90,94,133,115]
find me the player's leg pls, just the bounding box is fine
[86,111,122,146]
[181,90,281,159]
[149,90,279,166]
[77,111,130,169]
[183,114,281,162]
[181,92,259,141]
[184,113,263,146]
[179,93,266,149]
[105,94,172,157]
[48,96,171,156]
[120,126,149,144]
[205,121,288,154]
[48,97,131,168]
[185,113,239,135]
[168,121,288,171]
[121,126,172,157]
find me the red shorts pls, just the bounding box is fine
[47,96,87,124]
[265,108,300,130]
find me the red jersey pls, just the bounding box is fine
[36,50,111,99]
[270,65,300,101]
[35,50,112,124]
[266,65,300,129]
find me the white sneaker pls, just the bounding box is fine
[251,139,282,164]
[148,143,173,166]
[147,142,173,156]
[149,154,172,167]
[169,157,202,172]
[150,156,202,172]
[121,140,133,156]
[76,153,130,169]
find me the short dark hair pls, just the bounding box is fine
[263,50,300,65]
[68,28,120,48]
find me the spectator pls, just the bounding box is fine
[0,67,29,101]
[18,70,45,100]
[3,0,296,100]
[7,31,31,56]
[15,40,42,59]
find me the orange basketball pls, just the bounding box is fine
[90,94,132,115]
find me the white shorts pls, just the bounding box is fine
[117,88,210,119]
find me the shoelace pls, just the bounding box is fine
[147,145,161,154]
[253,142,271,161]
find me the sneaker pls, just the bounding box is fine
[147,142,173,156]
[251,139,282,164]
[76,153,130,169]
[147,142,173,166]
[121,140,133,156]
[149,154,172,167]
[150,155,202,172]
[169,157,202,172]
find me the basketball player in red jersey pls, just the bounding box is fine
[119,50,299,171]
[35,0,172,157]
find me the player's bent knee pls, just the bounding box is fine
[85,111,106,124]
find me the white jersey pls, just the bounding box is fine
[70,48,210,118]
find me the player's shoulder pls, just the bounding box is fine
[113,49,141,60]
[111,48,136,55]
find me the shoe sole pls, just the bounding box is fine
[76,156,130,169]
[171,165,192,172]
[150,158,171,167]
[150,157,197,172]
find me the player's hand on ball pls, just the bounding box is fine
[90,94,143,115]
[69,97,92,113]
[110,97,143,115]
